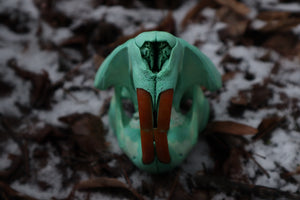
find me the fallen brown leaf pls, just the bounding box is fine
[222,71,238,82]
[0,9,31,33]
[217,6,250,42]
[0,79,14,98]
[107,11,176,53]
[262,32,299,57]
[252,116,285,142]
[215,0,251,17]
[181,0,213,28]
[230,91,248,106]
[59,113,107,155]
[205,132,249,181]
[8,58,62,109]
[228,82,273,115]
[259,18,300,33]
[168,181,192,200]
[0,154,22,181]
[250,83,272,109]
[59,35,87,49]
[222,148,247,181]
[75,177,144,200]
[257,11,290,21]
[156,11,176,35]
[218,19,249,41]
[207,121,258,136]
[0,116,30,181]
[33,0,72,28]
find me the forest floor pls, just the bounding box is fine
[0,0,300,199]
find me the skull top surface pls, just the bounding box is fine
[94,31,221,173]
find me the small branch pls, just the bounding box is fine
[63,88,89,104]
[246,151,270,178]
[194,174,300,200]
[0,117,30,179]
[167,172,179,200]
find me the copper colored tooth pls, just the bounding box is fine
[137,88,154,164]
[154,128,170,163]
[155,89,173,163]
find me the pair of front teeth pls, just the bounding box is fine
[137,88,174,164]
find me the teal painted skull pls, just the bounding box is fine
[94,31,221,173]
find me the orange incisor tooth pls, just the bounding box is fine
[155,89,173,163]
[137,88,154,164]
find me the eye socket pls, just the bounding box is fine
[121,98,135,118]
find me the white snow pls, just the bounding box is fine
[0,0,300,199]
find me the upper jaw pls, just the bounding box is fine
[110,85,207,173]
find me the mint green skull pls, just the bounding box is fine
[94,31,221,173]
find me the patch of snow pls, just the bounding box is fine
[1,0,300,199]
[251,20,267,30]
[0,65,31,116]
[12,144,72,199]
[246,129,300,192]
[0,139,21,169]
[36,89,102,125]
[130,171,151,189]
[293,24,300,35]
[181,136,214,174]
[0,0,39,19]
[56,0,94,19]
[212,193,235,200]
[173,0,198,32]
[263,3,300,12]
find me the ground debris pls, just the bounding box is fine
[7,58,62,109]
[228,81,273,117]
[181,0,215,28]
[33,0,73,28]
[0,79,14,98]
[59,113,107,155]
[107,11,176,54]
[1,0,300,199]
[0,181,39,200]
[68,177,144,200]
[206,121,258,136]
[252,116,285,142]
[193,174,300,200]
[0,8,31,33]
[215,0,250,17]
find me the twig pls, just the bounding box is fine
[167,172,179,200]
[53,63,83,89]
[0,181,38,200]
[246,151,270,178]
[63,88,89,104]
[122,168,132,188]
[0,117,30,179]
[193,174,300,200]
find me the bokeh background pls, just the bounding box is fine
[0,0,300,199]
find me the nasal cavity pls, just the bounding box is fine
[140,41,172,73]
